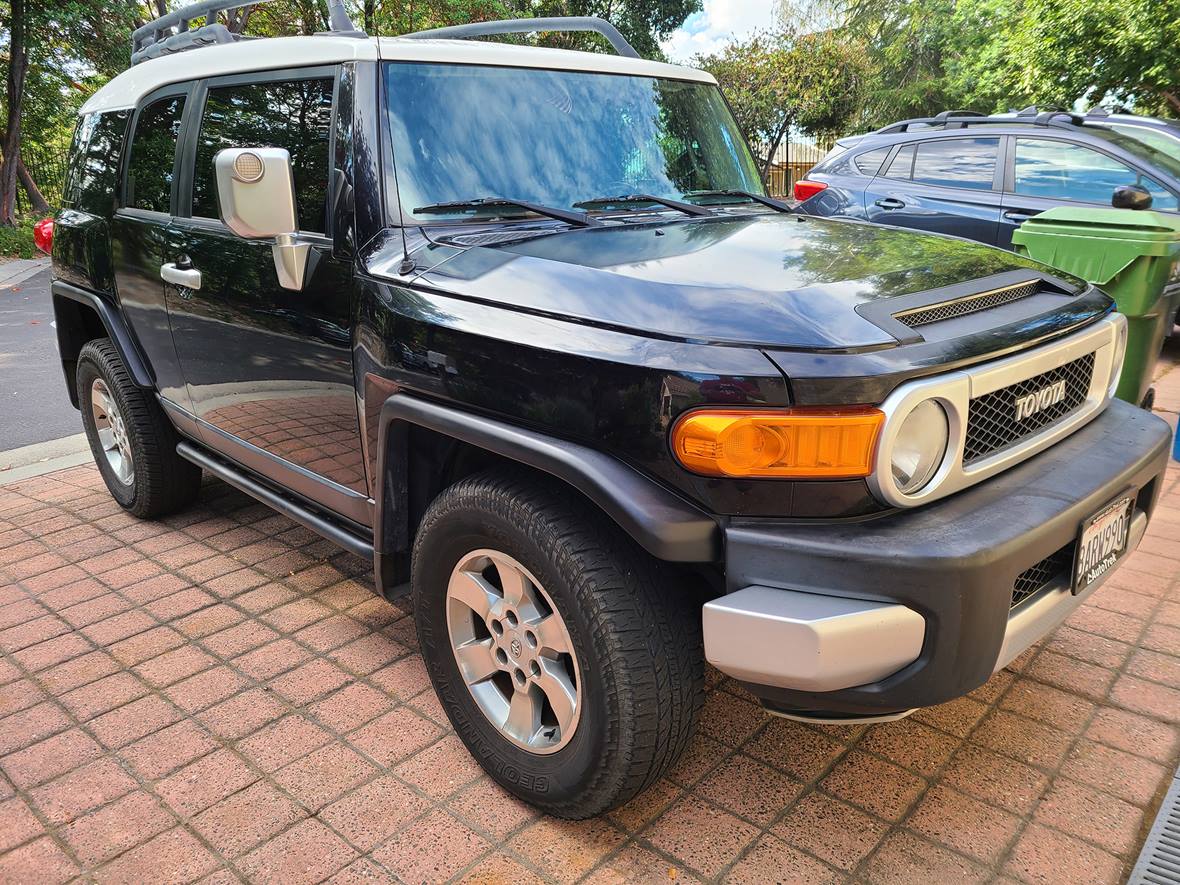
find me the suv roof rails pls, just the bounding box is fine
[401,16,641,59]
[130,0,364,67]
[875,106,1084,134]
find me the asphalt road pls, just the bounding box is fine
[0,267,84,451]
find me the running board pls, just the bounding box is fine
[176,441,373,560]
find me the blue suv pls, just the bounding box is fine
[796,108,1180,248]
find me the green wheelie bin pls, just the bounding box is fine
[1012,206,1180,407]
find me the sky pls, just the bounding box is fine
[660,0,780,63]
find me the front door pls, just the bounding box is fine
[865,136,1004,245]
[164,67,369,524]
[999,136,1180,247]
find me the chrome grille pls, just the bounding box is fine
[895,280,1039,328]
[1012,543,1074,608]
[964,352,1095,463]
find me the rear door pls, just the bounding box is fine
[864,136,1004,244]
[110,84,193,411]
[999,136,1180,246]
[164,66,368,524]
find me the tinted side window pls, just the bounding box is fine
[191,78,333,232]
[912,138,998,190]
[884,144,914,179]
[1012,138,1172,206]
[126,95,186,213]
[62,111,129,214]
[855,147,890,176]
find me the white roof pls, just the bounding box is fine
[80,35,715,114]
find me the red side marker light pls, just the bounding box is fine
[33,217,54,254]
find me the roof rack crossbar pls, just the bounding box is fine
[874,112,1085,134]
[132,0,255,65]
[401,16,641,59]
[131,0,364,66]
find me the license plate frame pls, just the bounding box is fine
[1072,495,1134,595]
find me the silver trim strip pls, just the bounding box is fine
[702,586,926,693]
[994,510,1147,672]
[869,313,1126,508]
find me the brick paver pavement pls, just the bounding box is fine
[2,346,1179,884]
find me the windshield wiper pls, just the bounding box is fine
[686,190,794,212]
[572,193,713,217]
[413,197,601,228]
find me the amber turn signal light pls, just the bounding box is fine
[670,407,884,478]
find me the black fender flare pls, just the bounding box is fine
[51,281,154,404]
[373,393,721,594]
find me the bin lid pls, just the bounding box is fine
[1012,207,1180,285]
[1012,207,1180,246]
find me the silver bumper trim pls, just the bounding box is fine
[994,509,1147,672]
[702,586,925,693]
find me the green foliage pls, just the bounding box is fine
[695,29,868,173]
[950,0,1180,116]
[844,0,1180,126]
[0,215,38,258]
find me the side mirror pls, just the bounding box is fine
[214,147,309,290]
[1112,184,1152,211]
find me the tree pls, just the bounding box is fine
[841,0,962,126]
[0,0,28,223]
[696,29,868,180]
[950,0,1180,115]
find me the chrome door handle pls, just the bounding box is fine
[160,262,202,290]
[874,198,905,209]
[1003,210,1035,222]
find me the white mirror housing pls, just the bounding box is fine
[214,147,309,291]
[214,147,298,238]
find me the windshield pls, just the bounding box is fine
[382,62,764,221]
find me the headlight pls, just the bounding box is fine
[890,400,949,494]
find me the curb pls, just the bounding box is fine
[0,434,93,486]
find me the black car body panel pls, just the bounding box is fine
[49,46,1172,725]
[403,213,1085,350]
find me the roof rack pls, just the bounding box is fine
[401,17,641,59]
[874,107,1084,134]
[131,0,364,67]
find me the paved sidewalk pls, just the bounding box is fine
[1,360,1178,884]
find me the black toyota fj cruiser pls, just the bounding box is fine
[46,5,1171,818]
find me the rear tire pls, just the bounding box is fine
[412,468,704,818]
[77,338,201,518]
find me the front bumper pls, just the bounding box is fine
[705,399,1171,716]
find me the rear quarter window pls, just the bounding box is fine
[62,111,130,215]
[854,147,890,176]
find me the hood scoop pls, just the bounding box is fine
[893,279,1044,328]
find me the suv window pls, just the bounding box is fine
[855,147,890,176]
[63,111,129,214]
[884,145,914,180]
[911,137,998,190]
[191,77,334,232]
[125,95,186,213]
[1013,138,1179,210]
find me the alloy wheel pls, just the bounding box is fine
[445,549,581,753]
[90,378,135,485]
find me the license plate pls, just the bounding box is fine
[1072,496,1133,594]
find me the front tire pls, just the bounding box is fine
[77,338,201,518]
[412,469,704,818]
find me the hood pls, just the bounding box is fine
[389,214,1091,351]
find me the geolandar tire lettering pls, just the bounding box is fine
[411,467,704,819]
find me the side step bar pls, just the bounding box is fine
[176,441,373,560]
